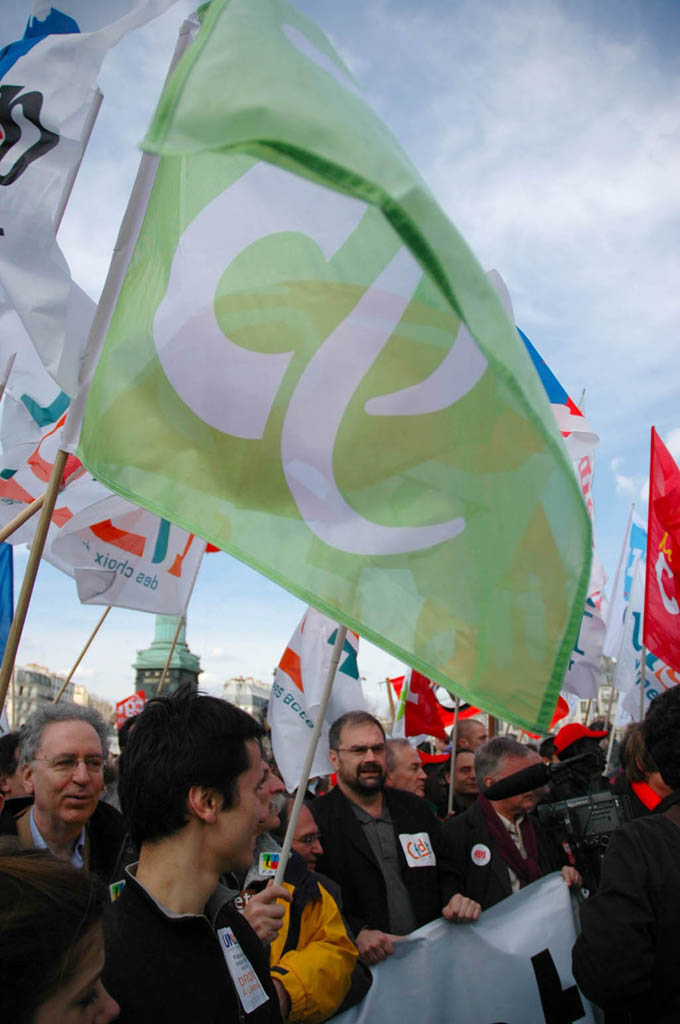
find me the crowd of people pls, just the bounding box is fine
[1,683,678,1023]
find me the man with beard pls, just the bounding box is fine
[312,711,480,966]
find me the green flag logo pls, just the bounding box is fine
[153,160,485,556]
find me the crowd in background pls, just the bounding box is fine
[1,684,679,1024]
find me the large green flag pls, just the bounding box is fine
[78,0,591,731]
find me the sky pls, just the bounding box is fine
[2,0,680,715]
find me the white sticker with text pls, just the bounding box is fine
[217,926,269,1013]
[471,843,491,867]
[399,831,436,867]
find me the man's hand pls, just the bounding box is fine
[240,881,291,943]
[273,978,291,1020]
[442,892,481,923]
[356,928,400,965]
[561,866,582,888]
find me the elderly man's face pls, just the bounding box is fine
[386,744,427,797]
[23,721,104,831]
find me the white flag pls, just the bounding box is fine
[561,597,606,700]
[0,1,177,392]
[616,562,680,720]
[268,607,367,791]
[602,507,647,659]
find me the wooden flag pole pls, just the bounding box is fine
[274,625,347,887]
[385,676,395,731]
[0,449,68,716]
[156,616,184,696]
[446,695,461,815]
[0,493,48,545]
[584,698,592,726]
[53,606,111,704]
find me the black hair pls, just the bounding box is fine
[539,736,556,760]
[117,715,138,751]
[328,710,385,751]
[118,684,265,846]
[0,731,20,777]
[643,686,680,790]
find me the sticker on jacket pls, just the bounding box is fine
[217,926,269,1013]
[471,843,491,867]
[259,851,280,876]
[398,831,436,867]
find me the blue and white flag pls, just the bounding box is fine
[615,561,679,721]
[603,506,648,659]
[0,1,176,394]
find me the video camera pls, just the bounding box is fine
[483,752,631,885]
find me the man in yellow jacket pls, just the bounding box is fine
[227,764,359,1023]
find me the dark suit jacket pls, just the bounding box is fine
[441,800,564,910]
[311,785,457,937]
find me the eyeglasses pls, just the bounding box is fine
[333,744,386,757]
[294,832,322,846]
[34,755,104,775]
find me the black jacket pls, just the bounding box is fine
[572,795,680,1023]
[3,795,134,884]
[441,800,564,910]
[103,871,282,1024]
[311,785,457,937]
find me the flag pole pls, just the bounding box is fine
[0,494,48,545]
[446,695,461,815]
[52,606,111,704]
[385,676,395,731]
[274,625,347,887]
[0,449,67,715]
[640,645,646,721]
[604,719,617,775]
[156,615,184,696]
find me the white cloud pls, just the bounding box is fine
[610,456,642,497]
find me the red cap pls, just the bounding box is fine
[554,722,608,754]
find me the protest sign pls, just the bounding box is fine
[335,872,595,1024]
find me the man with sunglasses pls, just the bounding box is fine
[311,711,481,966]
[4,704,131,883]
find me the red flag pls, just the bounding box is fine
[644,428,680,672]
[391,670,481,739]
[115,690,146,731]
[523,695,570,739]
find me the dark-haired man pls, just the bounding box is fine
[573,686,680,1022]
[312,711,480,966]
[102,687,281,1024]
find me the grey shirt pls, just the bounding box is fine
[349,798,417,936]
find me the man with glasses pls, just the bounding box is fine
[311,711,481,966]
[7,704,131,883]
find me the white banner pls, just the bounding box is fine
[336,873,596,1024]
[268,607,367,791]
[561,597,606,699]
[615,562,680,720]
[602,507,647,659]
[0,1,176,393]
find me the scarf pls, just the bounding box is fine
[477,793,543,888]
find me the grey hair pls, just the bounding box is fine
[474,736,533,789]
[19,704,109,765]
[386,738,414,773]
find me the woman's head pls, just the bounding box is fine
[0,851,118,1024]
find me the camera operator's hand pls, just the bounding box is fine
[561,865,582,888]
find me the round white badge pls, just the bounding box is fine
[470,843,491,867]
